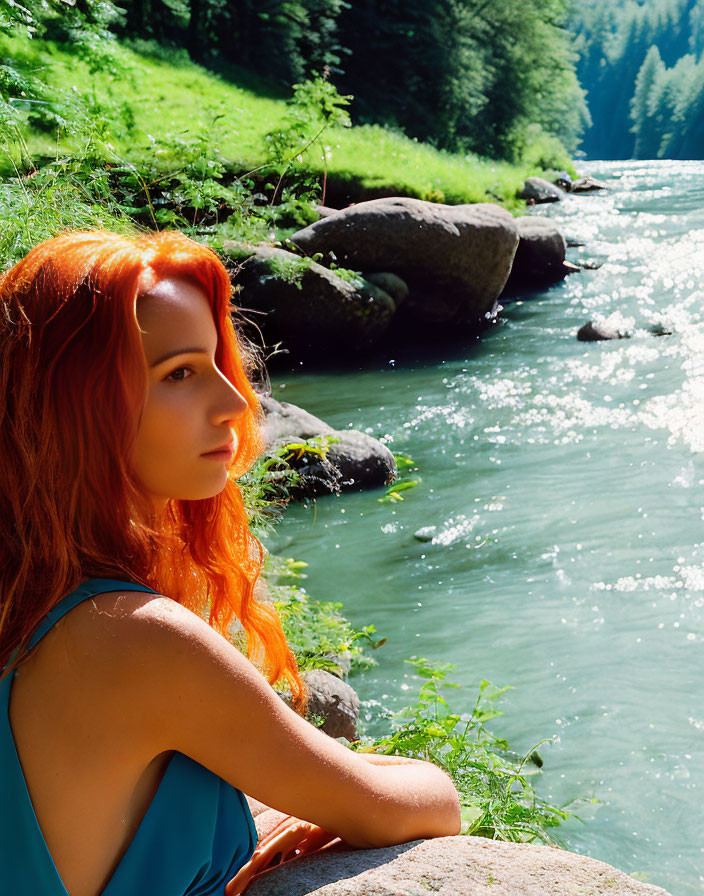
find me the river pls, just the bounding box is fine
[264,160,704,895]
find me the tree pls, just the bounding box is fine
[630,44,666,157]
[332,0,587,160]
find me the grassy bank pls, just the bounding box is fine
[2,33,576,215]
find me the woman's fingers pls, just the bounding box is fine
[226,817,313,895]
[282,826,341,861]
[254,819,335,866]
[226,817,342,895]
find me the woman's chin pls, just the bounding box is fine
[157,477,229,507]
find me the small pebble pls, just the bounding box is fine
[414,526,437,542]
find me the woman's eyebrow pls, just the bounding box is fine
[151,347,209,368]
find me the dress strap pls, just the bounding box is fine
[25,577,159,655]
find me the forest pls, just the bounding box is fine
[103,0,704,161]
[573,0,704,160]
[6,1,704,186]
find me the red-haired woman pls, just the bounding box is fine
[0,230,461,896]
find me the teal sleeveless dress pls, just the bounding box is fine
[0,578,258,895]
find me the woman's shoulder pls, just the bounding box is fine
[58,588,297,781]
[63,589,217,665]
[54,589,232,720]
[51,588,255,760]
[52,587,462,847]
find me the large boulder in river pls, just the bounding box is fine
[259,392,335,445]
[314,430,396,495]
[518,177,565,204]
[244,832,671,896]
[501,217,572,296]
[290,198,519,331]
[258,392,396,498]
[224,242,395,360]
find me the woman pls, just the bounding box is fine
[0,230,461,896]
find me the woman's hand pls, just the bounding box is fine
[225,814,342,895]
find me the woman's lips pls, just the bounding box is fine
[202,442,235,460]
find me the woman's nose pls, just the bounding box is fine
[213,372,249,424]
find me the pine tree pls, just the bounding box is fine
[630,44,665,158]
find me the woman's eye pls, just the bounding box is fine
[165,366,194,383]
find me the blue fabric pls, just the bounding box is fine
[0,578,257,895]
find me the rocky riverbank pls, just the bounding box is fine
[259,387,673,895]
[227,173,605,367]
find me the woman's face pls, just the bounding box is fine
[132,277,248,513]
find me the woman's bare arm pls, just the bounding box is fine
[356,753,424,766]
[100,595,461,849]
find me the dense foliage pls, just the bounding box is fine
[182,0,589,160]
[332,0,589,161]
[572,0,704,159]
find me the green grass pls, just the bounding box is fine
[3,36,286,167]
[1,34,575,212]
[302,122,537,210]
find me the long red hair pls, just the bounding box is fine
[0,229,305,710]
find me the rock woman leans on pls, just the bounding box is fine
[0,230,461,896]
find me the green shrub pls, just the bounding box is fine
[356,657,583,843]
[512,122,577,179]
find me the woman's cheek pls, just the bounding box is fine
[156,387,190,433]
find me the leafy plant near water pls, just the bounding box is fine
[240,439,385,681]
[259,247,369,293]
[327,263,365,287]
[311,252,366,289]
[263,74,352,208]
[356,657,576,843]
[378,451,421,504]
[262,251,312,288]
[239,434,341,532]
[266,553,384,677]
[112,111,280,236]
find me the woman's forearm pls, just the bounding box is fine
[357,751,423,767]
[341,758,462,848]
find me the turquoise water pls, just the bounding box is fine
[264,161,704,895]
